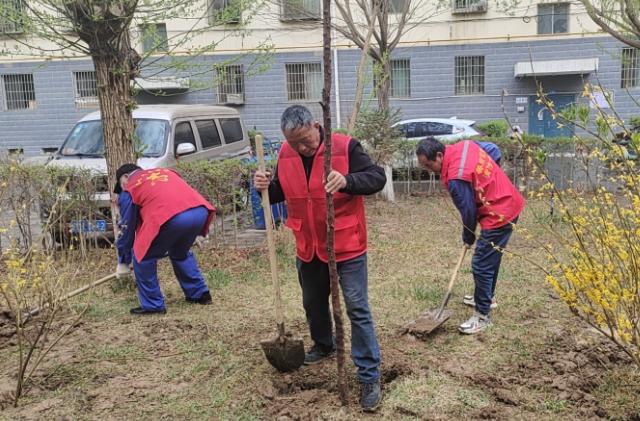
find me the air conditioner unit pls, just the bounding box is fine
[224,93,244,104]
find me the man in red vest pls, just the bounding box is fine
[114,164,216,315]
[253,105,386,412]
[416,137,524,334]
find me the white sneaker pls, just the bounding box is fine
[463,295,498,309]
[459,312,492,334]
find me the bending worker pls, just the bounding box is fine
[253,105,386,412]
[114,164,216,315]
[416,137,524,334]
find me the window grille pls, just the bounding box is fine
[280,0,320,21]
[454,56,485,95]
[452,0,487,13]
[217,65,244,104]
[2,73,36,110]
[0,0,24,34]
[74,71,99,108]
[621,48,640,89]
[285,62,322,101]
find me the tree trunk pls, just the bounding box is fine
[381,164,395,202]
[93,53,136,195]
[376,57,391,111]
[92,37,137,239]
[322,0,348,406]
[347,16,377,133]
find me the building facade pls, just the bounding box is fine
[0,0,638,155]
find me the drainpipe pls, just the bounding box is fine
[331,2,341,129]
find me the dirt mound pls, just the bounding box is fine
[260,350,413,420]
[447,328,632,419]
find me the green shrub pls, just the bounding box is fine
[354,108,404,165]
[475,119,509,138]
[177,159,251,216]
[333,128,350,135]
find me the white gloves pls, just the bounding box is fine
[116,263,131,278]
[194,235,208,250]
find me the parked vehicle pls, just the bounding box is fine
[393,117,483,143]
[42,104,251,244]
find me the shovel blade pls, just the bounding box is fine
[402,309,452,339]
[260,334,305,373]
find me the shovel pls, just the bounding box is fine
[256,135,305,372]
[402,245,468,338]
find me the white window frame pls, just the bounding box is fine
[139,22,169,53]
[209,0,241,24]
[537,3,569,35]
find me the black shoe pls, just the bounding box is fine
[303,344,335,365]
[186,291,212,305]
[130,307,167,315]
[360,380,382,412]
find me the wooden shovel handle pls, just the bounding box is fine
[436,245,468,319]
[255,135,285,336]
[26,272,118,318]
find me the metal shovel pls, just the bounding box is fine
[255,135,305,372]
[402,245,468,338]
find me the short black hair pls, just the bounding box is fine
[416,137,445,161]
[113,163,141,194]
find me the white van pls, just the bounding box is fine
[43,104,251,241]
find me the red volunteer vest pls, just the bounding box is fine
[440,141,525,230]
[125,168,216,261]
[278,133,367,263]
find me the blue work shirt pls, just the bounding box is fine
[475,141,501,165]
[116,191,138,264]
[448,142,502,245]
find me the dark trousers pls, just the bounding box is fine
[472,217,517,316]
[296,253,381,384]
[132,206,210,310]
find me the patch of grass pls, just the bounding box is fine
[205,268,234,289]
[543,398,567,413]
[595,368,640,419]
[382,371,490,418]
[411,284,439,303]
[96,344,145,361]
[3,197,639,420]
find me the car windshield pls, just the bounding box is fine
[60,119,169,157]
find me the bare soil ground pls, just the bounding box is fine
[1,196,639,420]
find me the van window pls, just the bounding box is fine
[195,120,222,149]
[59,119,168,157]
[175,122,197,152]
[220,118,243,144]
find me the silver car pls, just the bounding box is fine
[393,117,482,143]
